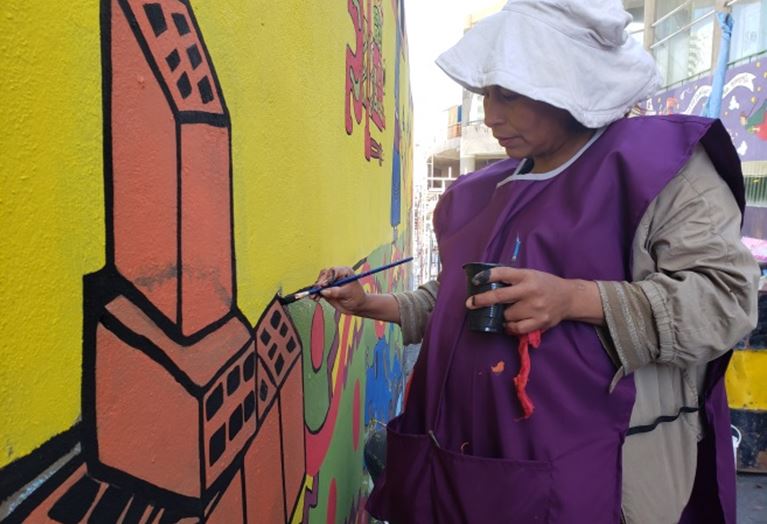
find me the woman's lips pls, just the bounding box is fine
[497,136,523,148]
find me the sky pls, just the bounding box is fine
[404,0,504,150]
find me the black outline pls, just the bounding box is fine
[102,0,114,267]
[86,482,132,522]
[285,357,307,524]
[0,425,80,504]
[122,495,149,523]
[145,505,161,523]
[85,267,236,348]
[46,474,100,521]
[95,305,254,396]
[0,456,83,524]
[239,465,247,523]
[286,306,310,523]
[197,386,207,511]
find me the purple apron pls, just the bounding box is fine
[367,116,744,523]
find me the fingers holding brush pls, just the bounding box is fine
[310,267,337,302]
[314,267,338,287]
[314,266,368,315]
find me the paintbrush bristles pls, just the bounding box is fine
[291,290,312,301]
[279,290,312,305]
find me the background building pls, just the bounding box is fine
[413,3,508,284]
[639,0,767,239]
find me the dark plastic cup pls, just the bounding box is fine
[463,262,508,334]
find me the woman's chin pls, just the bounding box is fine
[503,147,527,160]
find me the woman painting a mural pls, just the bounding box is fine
[316,0,759,522]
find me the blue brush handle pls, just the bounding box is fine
[309,256,413,295]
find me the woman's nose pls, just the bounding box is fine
[483,98,503,128]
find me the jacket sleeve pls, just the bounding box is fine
[391,280,439,345]
[596,145,759,374]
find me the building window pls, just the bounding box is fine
[652,0,715,86]
[730,0,767,62]
[746,176,767,206]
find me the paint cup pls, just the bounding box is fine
[463,262,508,334]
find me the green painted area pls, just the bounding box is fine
[306,320,367,524]
[288,240,410,522]
[288,299,331,432]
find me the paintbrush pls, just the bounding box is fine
[279,257,413,305]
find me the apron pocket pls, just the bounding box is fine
[431,445,552,524]
[368,414,434,523]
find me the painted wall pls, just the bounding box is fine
[0,0,412,522]
[642,55,767,240]
[642,55,767,164]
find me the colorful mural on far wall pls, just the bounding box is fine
[0,0,412,522]
[641,56,767,239]
[641,57,767,163]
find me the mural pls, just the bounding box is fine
[389,0,409,240]
[0,0,412,523]
[641,58,767,162]
[641,55,767,240]
[345,0,386,166]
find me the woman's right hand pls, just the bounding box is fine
[314,266,369,316]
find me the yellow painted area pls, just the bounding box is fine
[0,0,104,467]
[726,350,767,411]
[195,1,410,321]
[291,475,313,524]
[0,0,411,472]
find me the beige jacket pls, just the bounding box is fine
[392,145,759,524]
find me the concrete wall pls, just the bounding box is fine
[0,0,412,522]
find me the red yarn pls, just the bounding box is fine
[514,329,542,419]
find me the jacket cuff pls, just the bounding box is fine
[635,279,676,364]
[596,281,659,374]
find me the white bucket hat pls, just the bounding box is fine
[435,0,661,128]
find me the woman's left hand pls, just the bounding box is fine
[465,267,602,335]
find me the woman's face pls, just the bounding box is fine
[482,86,589,172]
